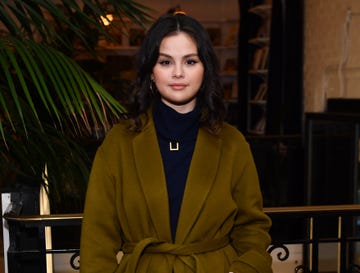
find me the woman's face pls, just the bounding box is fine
[152,32,204,113]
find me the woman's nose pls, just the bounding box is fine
[172,64,184,78]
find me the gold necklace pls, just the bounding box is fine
[169,141,179,151]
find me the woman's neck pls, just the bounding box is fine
[160,98,197,114]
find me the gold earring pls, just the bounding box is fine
[150,81,155,94]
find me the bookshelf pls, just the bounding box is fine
[238,0,303,136]
[238,1,272,135]
[237,0,305,207]
[201,19,240,125]
[201,19,239,104]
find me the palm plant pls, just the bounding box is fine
[0,0,153,212]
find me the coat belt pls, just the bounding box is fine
[122,236,230,273]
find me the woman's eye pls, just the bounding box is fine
[159,60,171,65]
[186,59,198,65]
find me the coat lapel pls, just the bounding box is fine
[176,129,222,243]
[132,118,172,241]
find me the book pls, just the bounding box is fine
[253,115,266,134]
[223,58,237,72]
[224,23,238,46]
[260,46,269,69]
[252,46,269,71]
[253,83,268,101]
[252,48,264,70]
[257,15,271,38]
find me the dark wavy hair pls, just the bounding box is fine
[125,12,226,134]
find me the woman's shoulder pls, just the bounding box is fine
[219,122,247,142]
[218,123,253,157]
[101,120,137,145]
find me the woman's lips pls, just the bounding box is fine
[169,84,188,90]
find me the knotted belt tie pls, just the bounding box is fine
[122,236,230,273]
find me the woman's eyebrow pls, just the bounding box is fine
[158,52,199,58]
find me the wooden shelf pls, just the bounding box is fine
[249,69,268,76]
[249,37,270,46]
[248,4,272,17]
[250,100,267,106]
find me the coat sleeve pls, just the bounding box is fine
[80,145,122,273]
[229,141,273,273]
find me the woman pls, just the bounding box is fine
[80,11,273,273]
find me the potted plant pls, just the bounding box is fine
[0,0,152,213]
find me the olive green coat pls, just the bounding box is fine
[80,112,273,273]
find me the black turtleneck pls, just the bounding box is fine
[153,100,200,241]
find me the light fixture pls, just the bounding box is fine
[100,14,113,26]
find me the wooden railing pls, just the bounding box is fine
[4,204,360,273]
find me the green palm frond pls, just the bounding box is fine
[1,118,91,212]
[0,0,154,212]
[0,36,127,142]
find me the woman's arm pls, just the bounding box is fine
[80,146,123,273]
[229,142,273,273]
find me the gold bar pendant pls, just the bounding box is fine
[169,141,179,151]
